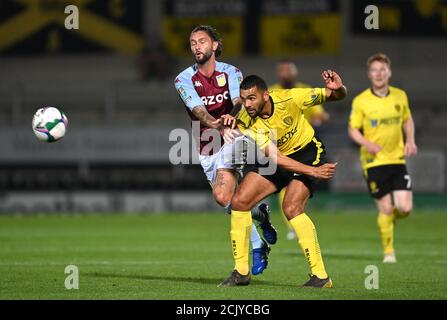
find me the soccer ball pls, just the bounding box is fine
[32,107,68,142]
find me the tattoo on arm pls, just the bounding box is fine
[192,106,221,129]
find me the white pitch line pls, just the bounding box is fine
[0,260,229,266]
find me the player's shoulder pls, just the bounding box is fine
[215,61,242,74]
[295,82,311,88]
[389,86,408,98]
[174,64,198,84]
[237,107,254,128]
[271,87,316,100]
[353,88,374,103]
[269,83,282,90]
[269,88,295,102]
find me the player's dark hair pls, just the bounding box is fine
[191,25,223,58]
[240,75,268,92]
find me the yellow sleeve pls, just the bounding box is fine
[291,88,327,111]
[402,91,412,122]
[304,104,325,120]
[349,97,364,129]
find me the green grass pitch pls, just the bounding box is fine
[0,211,446,299]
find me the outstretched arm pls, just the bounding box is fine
[191,106,222,130]
[322,70,347,102]
[264,143,336,179]
[192,106,238,144]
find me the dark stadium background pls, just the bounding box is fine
[0,0,446,214]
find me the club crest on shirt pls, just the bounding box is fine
[395,104,401,112]
[283,116,293,126]
[216,74,227,87]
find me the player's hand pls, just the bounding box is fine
[311,163,337,179]
[222,127,239,144]
[322,70,343,91]
[220,114,237,129]
[405,141,418,157]
[365,141,382,155]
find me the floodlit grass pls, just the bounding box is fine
[0,211,446,299]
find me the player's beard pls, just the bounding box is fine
[195,50,213,65]
[248,101,265,118]
[280,80,295,89]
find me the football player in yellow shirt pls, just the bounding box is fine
[219,70,346,288]
[270,59,331,240]
[348,53,418,263]
[271,59,330,126]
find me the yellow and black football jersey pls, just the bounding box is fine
[270,82,327,124]
[349,86,412,169]
[237,87,326,155]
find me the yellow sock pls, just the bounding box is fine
[230,210,252,275]
[278,188,294,232]
[290,213,328,279]
[377,213,394,254]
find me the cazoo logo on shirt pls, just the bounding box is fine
[201,91,229,106]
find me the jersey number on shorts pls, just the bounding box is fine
[404,175,411,189]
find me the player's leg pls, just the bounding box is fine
[393,190,412,218]
[216,138,277,270]
[219,172,277,287]
[282,179,332,288]
[212,168,237,207]
[278,187,296,240]
[223,137,277,245]
[375,194,396,262]
[365,166,396,263]
[391,166,413,219]
[212,166,272,275]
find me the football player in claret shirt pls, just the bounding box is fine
[349,53,418,263]
[219,71,346,288]
[174,25,277,276]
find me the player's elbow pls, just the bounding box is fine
[348,126,357,140]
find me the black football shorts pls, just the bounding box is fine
[246,136,328,197]
[364,164,412,199]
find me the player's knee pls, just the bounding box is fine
[282,203,304,220]
[379,203,394,215]
[396,203,412,216]
[231,193,253,211]
[213,189,232,208]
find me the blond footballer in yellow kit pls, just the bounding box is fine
[349,53,418,263]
